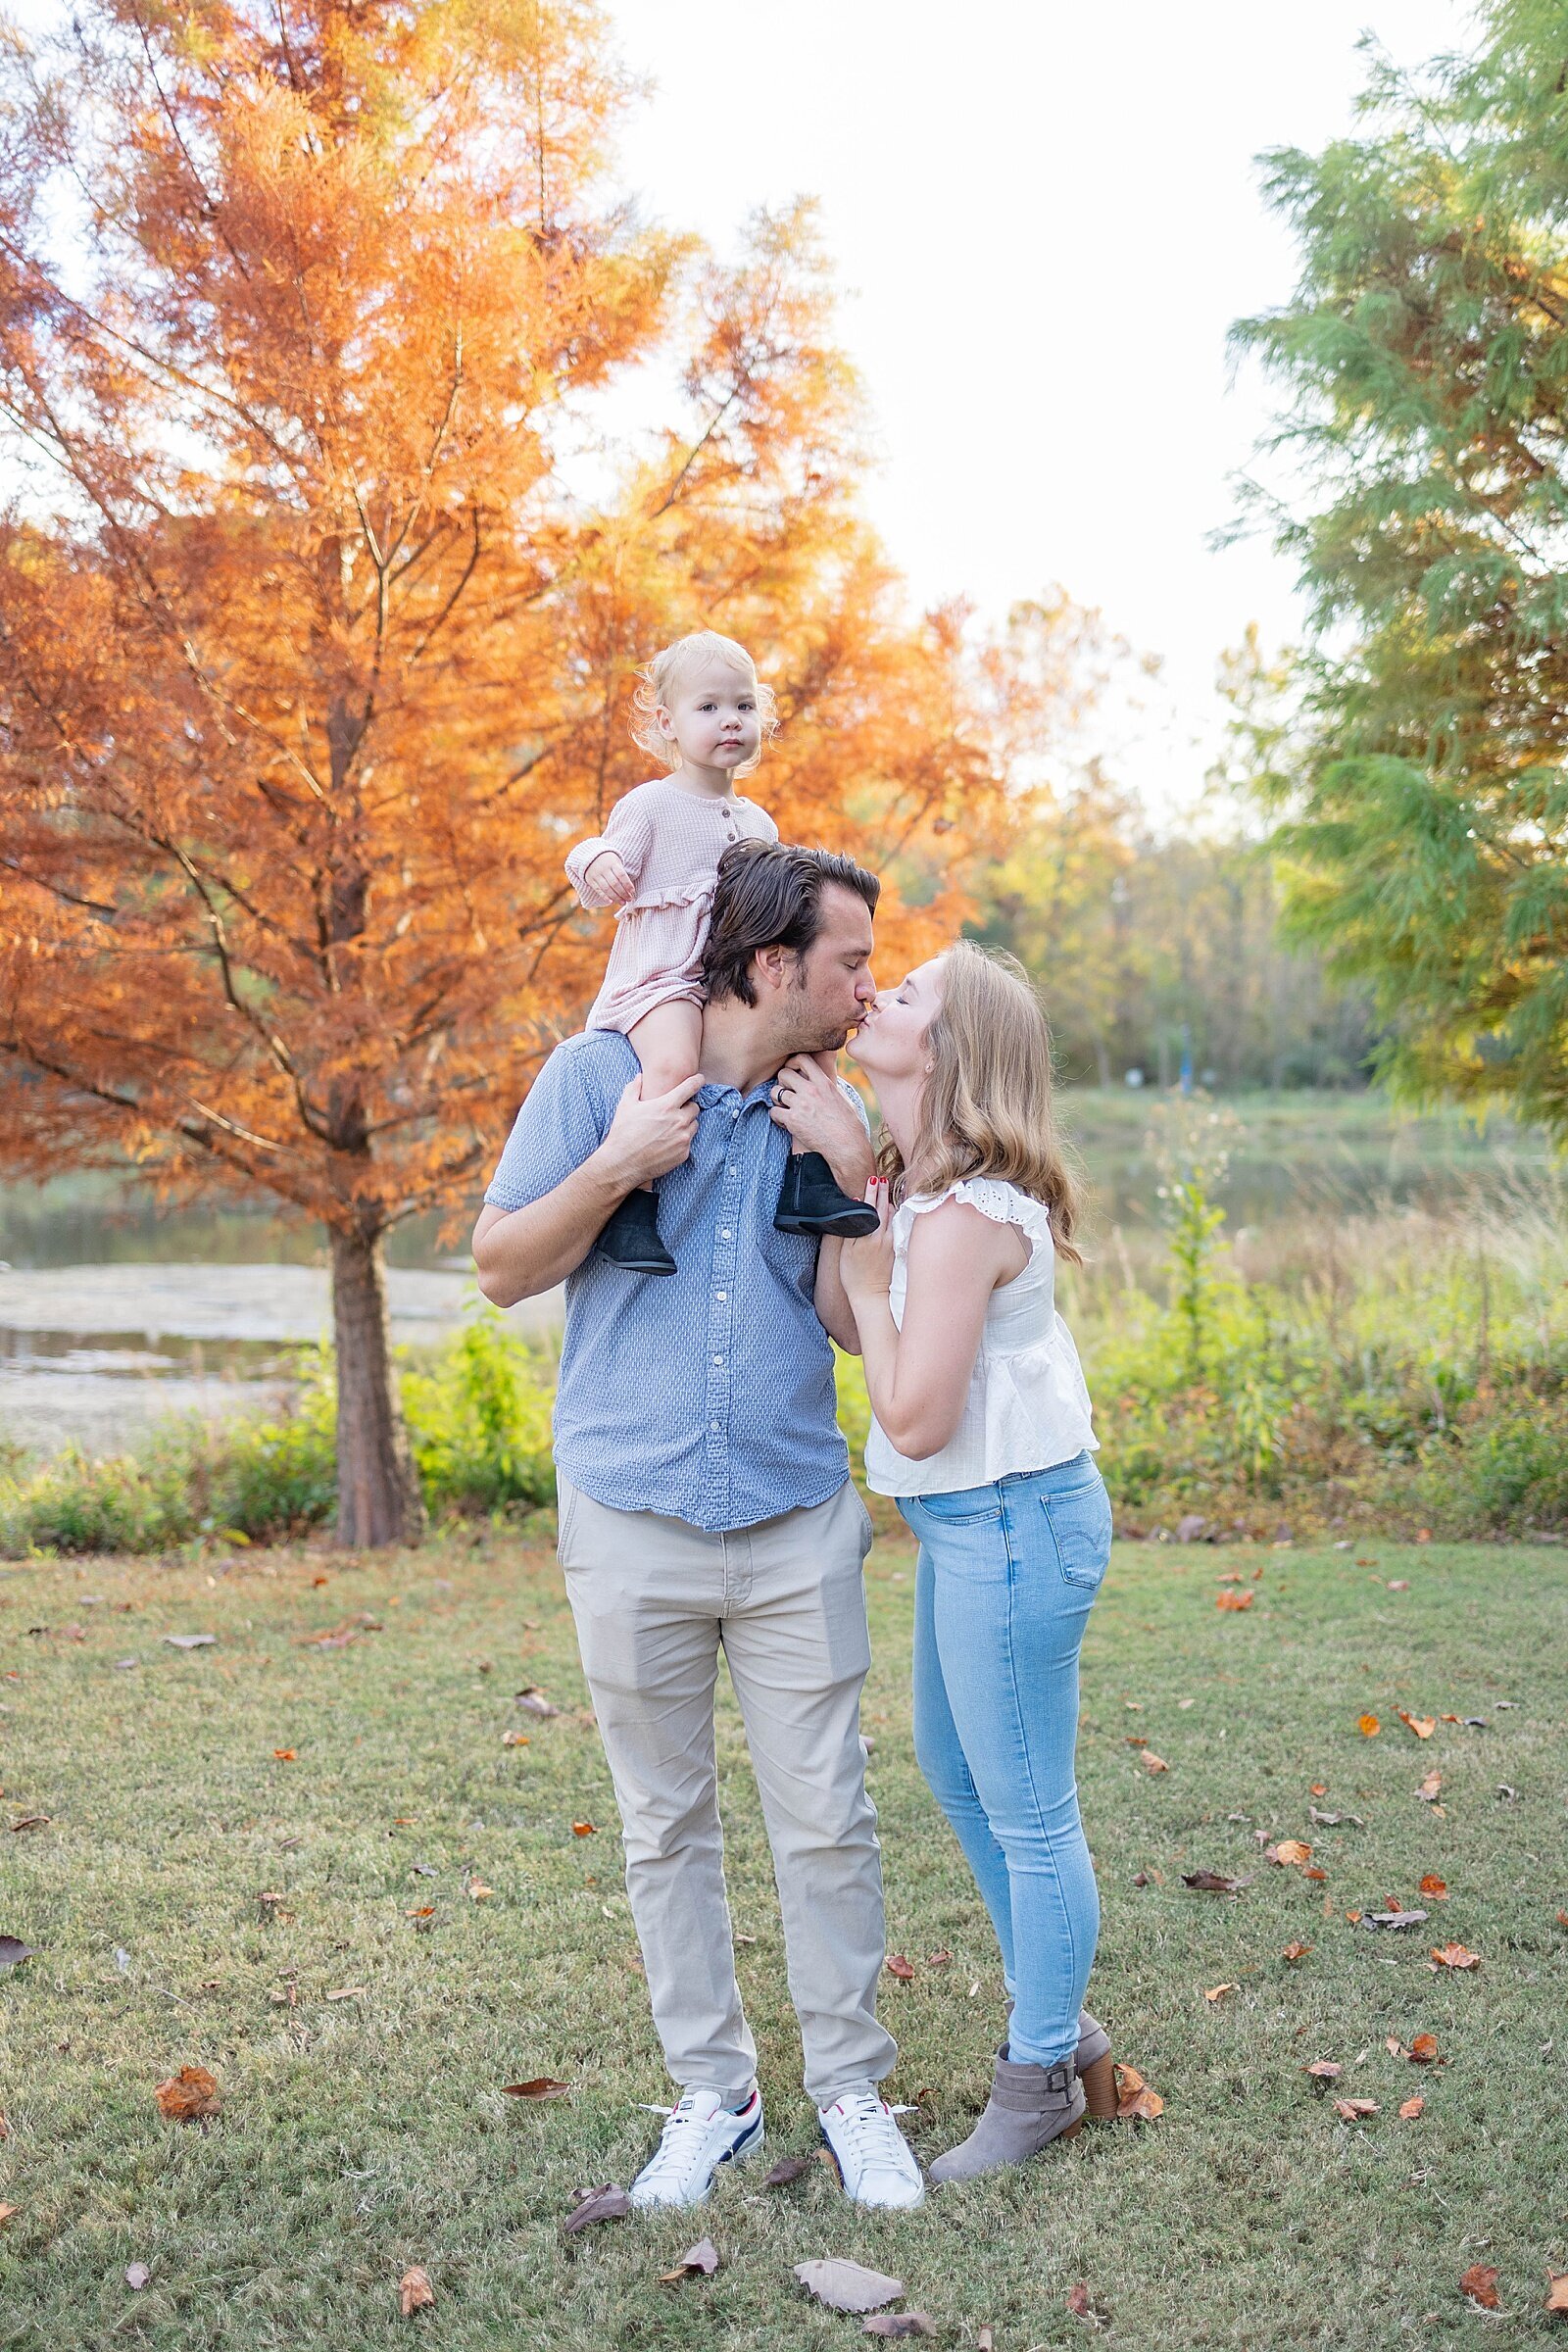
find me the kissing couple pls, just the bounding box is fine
[474,633,1111,2210]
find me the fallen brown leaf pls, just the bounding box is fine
[1460,2263,1500,2311]
[502,2078,570,2100]
[1281,1940,1314,1963]
[1357,1714,1380,1737]
[154,2065,220,2122]
[514,1687,561,1718]
[1303,2060,1343,2088]
[1113,2062,1164,2122]
[1418,1874,1447,1899]
[1398,2095,1425,2120]
[1360,1908,1429,1932]
[925,1948,953,1967]
[659,2237,720,2283]
[1397,1710,1436,1740]
[1557,1911,1568,1931]
[0,2204,17,2224]
[1407,2034,1440,2065]
[467,1881,495,1900]
[501,1731,530,1747]
[9,1816,49,1835]
[793,2258,905,2313]
[1065,2280,1110,2325]
[1265,1838,1312,1868]
[399,2265,435,2316]
[885,1954,916,1981]
[562,2183,631,2233]
[1430,1942,1481,1970]
[1545,2270,1568,2316]
[1333,2097,1378,2121]
[862,2318,935,2340]
[1125,1735,1149,1748]
[1416,1771,1443,1802]
[124,2260,151,2288]
[1216,1591,1254,1611]
[762,2155,812,2186]
[1139,1749,1170,1773]
[324,1986,366,2001]
[978,2331,995,2352]
[1203,1983,1239,2003]
[0,1937,36,1970]
[1182,1869,1251,1895]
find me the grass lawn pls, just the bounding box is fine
[1,1528,1565,2348]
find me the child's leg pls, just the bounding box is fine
[626,1002,704,1100]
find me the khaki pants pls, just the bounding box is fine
[557,1475,897,2107]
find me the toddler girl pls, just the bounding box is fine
[565,628,877,1272]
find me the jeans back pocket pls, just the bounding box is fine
[1040,1474,1112,1591]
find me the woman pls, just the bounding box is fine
[778,941,1113,2184]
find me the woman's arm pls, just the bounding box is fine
[841,1200,1026,1459]
[813,1237,860,1352]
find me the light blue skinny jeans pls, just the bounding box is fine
[901,1450,1112,2069]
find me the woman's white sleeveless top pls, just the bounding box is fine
[863,1176,1098,1498]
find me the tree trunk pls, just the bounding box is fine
[329,1224,426,1548]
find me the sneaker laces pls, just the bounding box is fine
[827,2090,911,2170]
[633,2095,734,2194]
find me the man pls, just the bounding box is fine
[472,842,923,2212]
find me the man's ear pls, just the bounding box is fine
[752,942,792,998]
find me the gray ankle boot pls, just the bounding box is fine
[927,2050,1086,2185]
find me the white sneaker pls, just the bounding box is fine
[629,2088,763,2209]
[817,2089,925,2210]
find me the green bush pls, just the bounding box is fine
[403,1314,556,1514]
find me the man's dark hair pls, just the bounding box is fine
[701,841,880,1007]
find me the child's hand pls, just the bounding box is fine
[837,1184,894,1304]
[581,849,635,907]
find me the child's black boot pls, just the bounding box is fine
[596,1185,677,1274]
[774,1152,879,1240]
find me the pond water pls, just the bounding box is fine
[0,1095,1555,1456]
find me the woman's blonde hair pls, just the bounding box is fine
[878,940,1084,1263]
[630,631,778,778]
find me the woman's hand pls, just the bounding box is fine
[837,1183,894,1305]
[769,1054,876,1195]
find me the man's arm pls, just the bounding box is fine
[473,1070,704,1307]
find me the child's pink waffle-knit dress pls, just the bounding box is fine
[565,778,778,1033]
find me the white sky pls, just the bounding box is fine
[606,0,1478,811]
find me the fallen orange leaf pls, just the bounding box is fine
[1397,1710,1436,1740]
[1265,1839,1312,1868]
[154,2066,220,2122]
[467,1881,495,1901]
[1398,2094,1425,2121]
[1545,2272,1568,2316]
[1281,1940,1314,1963]
[1358,1715,1380,1738]
[1303,1865,1328,1882]
[1216,1591,1254,1611]
[1416,1770,1443,1801]
[501,1731,530,1747]
[1407,2034,1440,2064]
[1113,2062,1164,2122]
[1139,1750,1169,1774]
[1309,1783,1327,1796]
[1418,1875,1447,1899]
[1430,1942,1481,1970]
[571,1821,597,1837]
[406,1906,435,1921]
[1203,1983,1238,2003]
[399,2265,435,2316]
[1333,2096,1378,2121]
[502,2078,570,2100]
[0,2204,18,2223]
[272,1748,297,1762]
[1460,2264,1499,2310]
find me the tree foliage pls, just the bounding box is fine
[1231,1,1568,1137]
[0,0,1055,1539]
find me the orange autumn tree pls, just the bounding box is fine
[0,0,1067,1545]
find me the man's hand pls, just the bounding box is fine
[581,848,635,907]
[768,1054,876,1195]
[595,1072,705,1192]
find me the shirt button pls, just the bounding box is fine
[721,1229,732,1240]
[715,1291,727,1301]
[712,1354,723,1366]
[727,1163,737,1175]
[710,1420,720,1432]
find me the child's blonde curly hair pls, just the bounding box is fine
[630,630,778,778]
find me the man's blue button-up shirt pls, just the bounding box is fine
[483,1031,859,1532]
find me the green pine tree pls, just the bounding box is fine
[1231,2,1568,1136]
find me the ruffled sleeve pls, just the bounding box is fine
[905,1177,1053,1257]
[565,788,658,907]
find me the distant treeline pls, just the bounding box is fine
[966,769,1375,1092]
